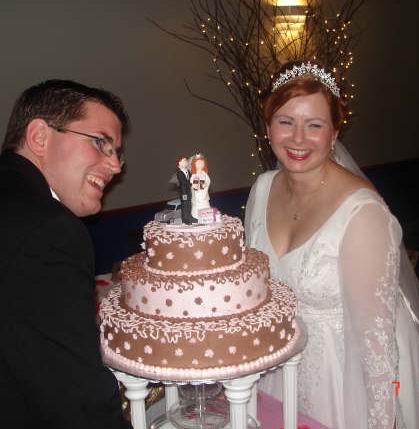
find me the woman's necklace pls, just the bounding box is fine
[286,171,327,221]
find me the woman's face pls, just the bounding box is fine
[267,92,337,174]
[195,159,205,171]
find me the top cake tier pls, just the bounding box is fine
[143,215,244,274]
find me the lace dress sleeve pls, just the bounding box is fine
[339,202,401,428]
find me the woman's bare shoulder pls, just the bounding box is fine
[325,163,377,211]
[333,162,376,193]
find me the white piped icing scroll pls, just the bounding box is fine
[101,322,302,381]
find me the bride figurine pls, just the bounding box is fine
[190,154,210,219]
[245,61,419,429]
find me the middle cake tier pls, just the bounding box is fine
[121,248,270,318]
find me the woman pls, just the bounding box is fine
[190,154,210,218]
[245,61,419,429]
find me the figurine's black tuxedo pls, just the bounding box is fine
[0,151,130,429]
[176,167,195,224]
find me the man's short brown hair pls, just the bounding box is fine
[2,79,130,152]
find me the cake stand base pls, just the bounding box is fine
[150,414,259,429]
[168,397,229,429]
[113,352,303,429]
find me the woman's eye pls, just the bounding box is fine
[308,122,322,129]
[278,119,292,125]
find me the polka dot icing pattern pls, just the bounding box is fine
[100,279,299,381]
[122,249,270,318]
[144,215,244,273]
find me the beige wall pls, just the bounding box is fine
[0,0,417,210]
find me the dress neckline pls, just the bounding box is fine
[262,170,376,261]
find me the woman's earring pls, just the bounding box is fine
[330,143,335,155]
[268,140,271,146]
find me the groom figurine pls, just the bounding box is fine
[176,156,197,225]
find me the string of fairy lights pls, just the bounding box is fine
[196,5,359,177]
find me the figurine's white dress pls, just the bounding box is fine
[245,170,419,429]
[190,172,210,218]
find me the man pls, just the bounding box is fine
[0,80,132,428]
[176,156,196,224]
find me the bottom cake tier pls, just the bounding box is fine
[100,280,300,381]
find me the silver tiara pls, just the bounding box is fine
[271,62,340,97]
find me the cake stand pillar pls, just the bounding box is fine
[282,353,303,429]
[164,385,179,413]
[222,373,260,429]
[248,382,259,424]
[114,371,149,429]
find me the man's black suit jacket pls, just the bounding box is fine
[0,151,130,429]
[176,168,191,200]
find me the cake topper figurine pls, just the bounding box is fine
[190,153,211,219]
[176,156,197,225]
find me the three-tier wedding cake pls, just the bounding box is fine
[100,214,301,381]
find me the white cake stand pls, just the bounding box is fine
[111,319,307,429]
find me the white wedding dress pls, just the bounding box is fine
[245,161,419,428]
[190,172,210,218]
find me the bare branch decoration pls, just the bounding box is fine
[151,0,367,171]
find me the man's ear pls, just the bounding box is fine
[25,119,49,157]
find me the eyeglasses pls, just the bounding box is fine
[48,125,125,167]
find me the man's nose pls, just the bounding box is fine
[105,153,122,174]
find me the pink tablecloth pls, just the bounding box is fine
[96,275,331,429]
[258,391,331,429]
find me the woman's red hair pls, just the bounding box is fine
[191,156,208,174]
